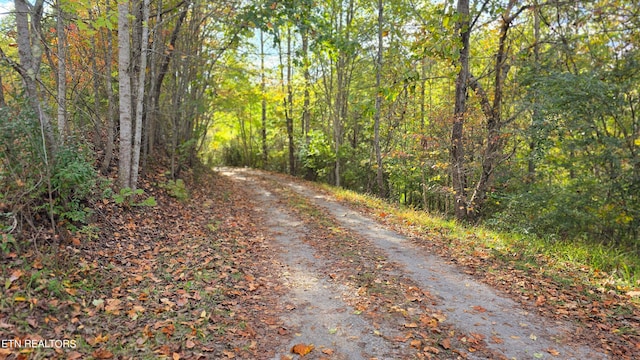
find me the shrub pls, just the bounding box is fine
[161,179,189,201]
[51,144,98,224]
[0,103,101,236]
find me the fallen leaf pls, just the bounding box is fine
[472,305,486,313]
[424,346,440,354]
[626,290,640,298]
[176,297,188,307]
[547,348,560,356]
[26,317,37,328]
[410,339,422,348]
[440,338,451,350]
[172,353,180,360]
[157,345,172,356]
[185,339,196,349]
[92,299,105,309]
[162,324,175,337]
[291,343,314,356]
[92,349,114,359]
[0,321,14,329]
[105,298,122,314]
[404,322,418,328]
[93,333,109,344]
[67,351,83,360]
[321,348,334,355]
[222,350,235,358]
[9,269,22,283]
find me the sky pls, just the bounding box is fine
[0,0,12,18]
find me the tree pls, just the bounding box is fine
[260,29,268,167]
[131,0,150,189]
[56,0,67,143]
[12,0,56,155]
[373,0,385,198]
[451,0,470,221]
[118,0,133,189]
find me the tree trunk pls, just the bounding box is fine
[14,0,56,155]
[0,73,5,107]
[131,0,149,190]
[148,7,187,157]
[56,0,67,143]
[374,0,385,198]
[286,28,295,175]
[118,0,133,189]
[101,0,115,174]
[451,0,470,221]
[260,30,268,167]
[528,0,541,182]
[90,9,104,156]
[301,27,311,141]
[333,0,355,187]
[467,0,522,219]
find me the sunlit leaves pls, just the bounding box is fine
[291,343,314,356]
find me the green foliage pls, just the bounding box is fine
[499,68,640,246]
[1,233,17,255]
[51,144,98,224]
[112,188,157,208]
[0,105,47,209]
[221,142,245,167]
[298,130,335,180]
[0,103,103,236]
[160,179,189,201]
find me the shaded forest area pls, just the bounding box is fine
[0,0,638,273]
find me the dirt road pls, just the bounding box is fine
[220,168,608,360]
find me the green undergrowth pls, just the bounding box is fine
[323,184,640,293]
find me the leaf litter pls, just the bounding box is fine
[0,166,288,359]
[1,165,637,359]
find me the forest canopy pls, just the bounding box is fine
[0,0,638,248]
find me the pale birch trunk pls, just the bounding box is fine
[118,0,133,189]
[131,0,150,190]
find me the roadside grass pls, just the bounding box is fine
[325,185,640,293]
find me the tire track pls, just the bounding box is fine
[243,168,608,360]
[221,169,402,360]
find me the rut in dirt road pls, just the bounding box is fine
[222,169,407,359]
[223,168,609,360]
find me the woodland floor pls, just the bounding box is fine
[0,166,638,359]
